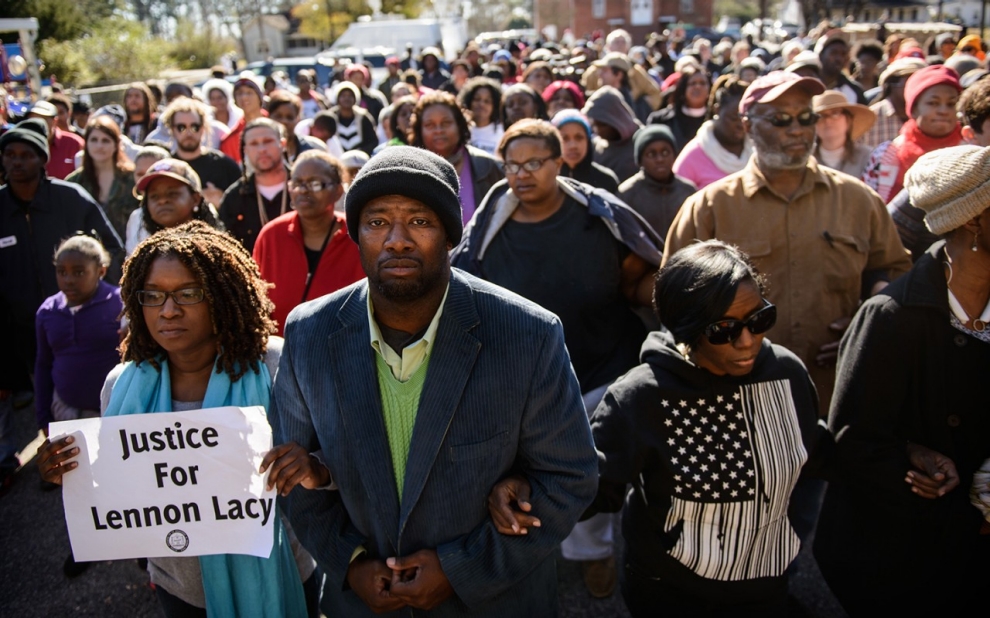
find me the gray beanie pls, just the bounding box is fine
[345,146,463,244]
[906,145,990,235]
[0,118,50,162]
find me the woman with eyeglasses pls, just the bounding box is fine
[453,119,662,595]
[36,221,323,617]
[862,64,963,203]
[489,240,828,617]
[252,150,364,335]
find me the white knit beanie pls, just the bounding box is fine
[905,145,990,235]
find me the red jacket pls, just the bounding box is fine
[253,210,364,335]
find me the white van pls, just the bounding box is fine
[331,16,467,61]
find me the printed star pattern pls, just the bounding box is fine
[663,392,756,502]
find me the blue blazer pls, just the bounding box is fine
[270,269,599,617]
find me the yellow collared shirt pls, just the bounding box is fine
[367,284,450,382]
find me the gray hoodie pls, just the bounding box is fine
[582,86,643,183]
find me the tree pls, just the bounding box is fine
[38,18,171,86]
[4,0,121,42]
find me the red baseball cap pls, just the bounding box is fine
[738,71,826,116]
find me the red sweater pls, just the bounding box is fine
[253,210,365,335]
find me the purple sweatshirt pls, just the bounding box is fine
[34,280,122,429]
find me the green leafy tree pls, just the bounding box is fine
[38,18,171,86]
[4,0,120,41]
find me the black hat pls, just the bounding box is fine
[633,125,676,166]
[0,117,50,162]
[345,146,463,245]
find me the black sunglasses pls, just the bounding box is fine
[704,301,777,345]
[746,111,820,127]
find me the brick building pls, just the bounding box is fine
[535,0,714,44]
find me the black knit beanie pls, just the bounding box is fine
[345,146,463,245]
[0,118,50,162]
[633,125,676,167]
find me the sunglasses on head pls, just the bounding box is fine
[747,110,820,127]
[704,301,777,345]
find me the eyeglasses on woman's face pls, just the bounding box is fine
[137,288,206,307]
[503,156,553,175]
[288,179,336,193]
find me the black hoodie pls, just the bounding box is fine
[588,331,827,603]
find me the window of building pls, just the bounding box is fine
[592,0,605,18]
[680,0,694,15]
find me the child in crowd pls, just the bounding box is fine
[34,233,122,577]
[618,125,697,241]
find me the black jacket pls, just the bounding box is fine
[814,241,990,615]
[560,142,620,196]
[1,178,122,387]
[218,165,290,254]
[465,145,504,208]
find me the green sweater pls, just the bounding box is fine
[376,352,431,499]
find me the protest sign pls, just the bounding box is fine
[50,406,276,562]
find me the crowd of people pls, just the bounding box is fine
[2,18,990,618]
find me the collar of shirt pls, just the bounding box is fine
[741,153,830,202]
[367,283,450,382]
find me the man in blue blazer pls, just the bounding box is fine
[267,147,598,616]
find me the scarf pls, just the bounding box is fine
[696,120,753,175]
[104,357,307,618]
[889,119,963,201]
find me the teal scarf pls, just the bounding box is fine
[105,357,308,618]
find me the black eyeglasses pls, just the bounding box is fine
[746,111,819,127]
[704,301,777,345]
[288,179,336,192]
[137,288,206,307]
[174,123,203,134]
[504,156,553,175]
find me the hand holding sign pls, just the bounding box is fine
[37,434,80,486]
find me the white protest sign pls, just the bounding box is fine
[51,406,276,562]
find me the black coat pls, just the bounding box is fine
[0,178,123,387]
[814,241,990,616]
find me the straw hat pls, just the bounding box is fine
[812,90,877,141]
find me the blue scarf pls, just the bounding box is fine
[105,357,308,618]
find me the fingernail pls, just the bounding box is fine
[533,520,541,527]
[65,436,74,443]
[521,529,528,535]
[511,524,519,533]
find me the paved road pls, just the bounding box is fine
[0,400,847,617]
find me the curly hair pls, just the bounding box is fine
[409,91,472,152]
[119,221,275,380]
[959,77,990,134]
[458,77,502,126]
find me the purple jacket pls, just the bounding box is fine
[34,280,122,429]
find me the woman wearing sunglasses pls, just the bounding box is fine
[490,240,828,617]
[252,151,364,336]
[37,221,322,617]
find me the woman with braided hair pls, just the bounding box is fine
[37,221,324,617]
